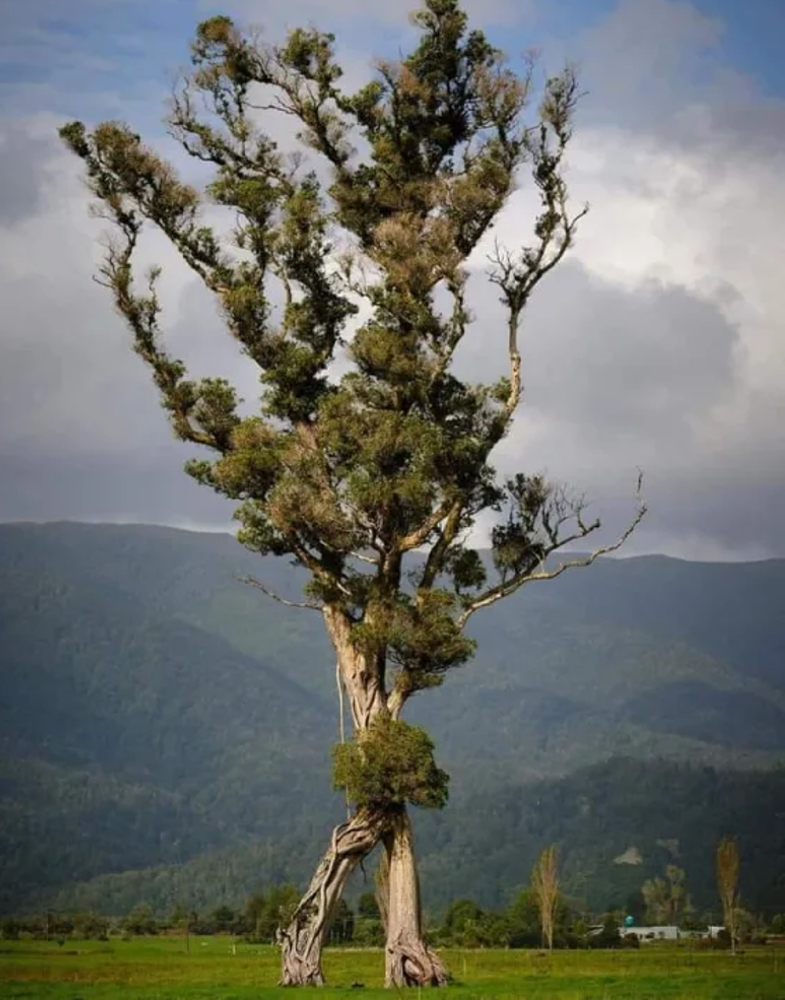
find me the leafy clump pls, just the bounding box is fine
[333,716,449,810]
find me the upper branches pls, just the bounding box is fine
[60,1,646,695]
[457,471,647,627]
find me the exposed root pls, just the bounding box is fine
[383,806,449,988]
[386,934,449,987]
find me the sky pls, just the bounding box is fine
[0,0,783,561]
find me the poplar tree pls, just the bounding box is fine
[716,837,740,954]
[60,0,644,985]
[532,845,560,951]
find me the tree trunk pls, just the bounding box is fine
[383,807,448,988]
[278,809,388,985]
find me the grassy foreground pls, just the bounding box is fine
[1,937,783,999]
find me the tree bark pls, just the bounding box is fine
[383,807,448,988]
[278,808,389,985]
[279,608,392,985]
[279,608,446,987]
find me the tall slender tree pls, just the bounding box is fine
[60,0,644,986]
[716,837,740,955]
[532,845,560,951]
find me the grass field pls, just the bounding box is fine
[1,937,783,999]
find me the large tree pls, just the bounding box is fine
[60,0,644,986]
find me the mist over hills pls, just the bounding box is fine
[1,521,783,917]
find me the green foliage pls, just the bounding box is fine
[245,885,299,943]
[641,865,692,926]
[123,904,157,935]
[332,716,449,810]
[357,892,380,921]
[57,0,607,718]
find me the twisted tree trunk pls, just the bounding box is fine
[279,608,448,987]
[383,807,448,987]
[278,808,389,985]
[279,607,392,985]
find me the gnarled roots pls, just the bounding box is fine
[278,804,447,987]
[383,807,448,987]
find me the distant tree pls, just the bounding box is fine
[587,913,621,950]
[73,912,110,940]
[532,845,560,950]
[442,899,486,947]
[624,889,646,925]
[327,898,355,945]
[246,885,300,943]
[716,837,740,955]
[0,917,21,941]
[212,904,237,933]
[123,903,157,936]
[60,0,643,985]
[733,906,757,946]
[169,903,193,953]
[357,892,381,921]
[641,865,690,926]
[506,888,541,948]
[353,915,385,948]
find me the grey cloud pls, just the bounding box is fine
[557,0,785,166]
[0,125,50,224]
[563,0,723,132]
[0,449,234,527]
[456,259,739,446]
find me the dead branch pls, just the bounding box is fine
[458,472,646,627]
[238,574,323,611]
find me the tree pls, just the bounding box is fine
[442,899,486,947]
[169,903,193,952]
[641,865,691,926]
[716,837,740,955]
[327,898,355,945]
[532,845,560,950]
[246,885,300,943]
[60,0,644,986]
[212,904,237,933]
[357,892,381,921]
[123,903,157,936]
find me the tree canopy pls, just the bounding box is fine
[60,0,643,725]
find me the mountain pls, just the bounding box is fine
[0,521,783,915]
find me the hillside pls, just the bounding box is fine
[0,521,783,914]
[41,758,785,920]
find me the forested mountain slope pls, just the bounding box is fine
[1,522,783,913]
[42,759,785,920]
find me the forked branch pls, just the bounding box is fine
[458,472,646,627]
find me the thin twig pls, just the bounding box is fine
[237,575,323,611]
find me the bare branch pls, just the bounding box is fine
[238,574,323,611]
[458,473,646,627]
[398,497,456,553]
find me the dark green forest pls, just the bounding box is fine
[1,522,783,918]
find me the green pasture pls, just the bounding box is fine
[1,937,783,999]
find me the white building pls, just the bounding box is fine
[623,925,681,942]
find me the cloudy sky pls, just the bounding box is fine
[0,0,783,561]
